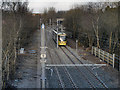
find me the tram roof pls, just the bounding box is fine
[58,32,66,35]
[53,29,66,35]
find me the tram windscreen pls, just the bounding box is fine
[58,36,66,41]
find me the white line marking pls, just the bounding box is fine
[46,64,106,67]
[40,47,48,48]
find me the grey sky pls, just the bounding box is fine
[28,0,119,13]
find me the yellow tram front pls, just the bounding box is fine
[58,33,67,45]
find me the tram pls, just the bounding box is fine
[52,29,67,46]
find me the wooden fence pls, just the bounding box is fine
[92,46,120,71]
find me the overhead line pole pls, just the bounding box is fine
[57,20,58,48]
[40,24,46,89]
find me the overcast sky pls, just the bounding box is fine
[28,0,119,13]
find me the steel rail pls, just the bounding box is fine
[60,47,95,88]
[65,46,108,88]
[46,28,65,88]
[47,48,65,88]
[49,32,78,88]
[54,49,78,89]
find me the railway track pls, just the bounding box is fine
[60,47,95,88]
[47,49,65,88]
[46,28,64,88]
[46,28,108,88]
[47,32,78,88]
[54,49,78,88]
[60,46,108,88]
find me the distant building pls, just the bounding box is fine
[32,13,41,16]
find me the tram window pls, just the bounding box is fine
[58,21,63,24]
[58,36,60,41]
[58,36,66,41]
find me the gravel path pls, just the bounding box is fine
[11,30,40,88]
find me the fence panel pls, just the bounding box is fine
[92,46,120,71]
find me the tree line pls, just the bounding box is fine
[42,2,120,56]
[1,1,39,88]
[63,2,120,55]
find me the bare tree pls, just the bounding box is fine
[2,0,39,88]
[101,6,118,53]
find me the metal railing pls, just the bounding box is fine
[92,46,120,71]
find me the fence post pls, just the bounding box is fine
[107,53,109,65]
[103,51,104,61]
[99,49,100,58]
[113,54,115,68]
[95,47,96,56]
